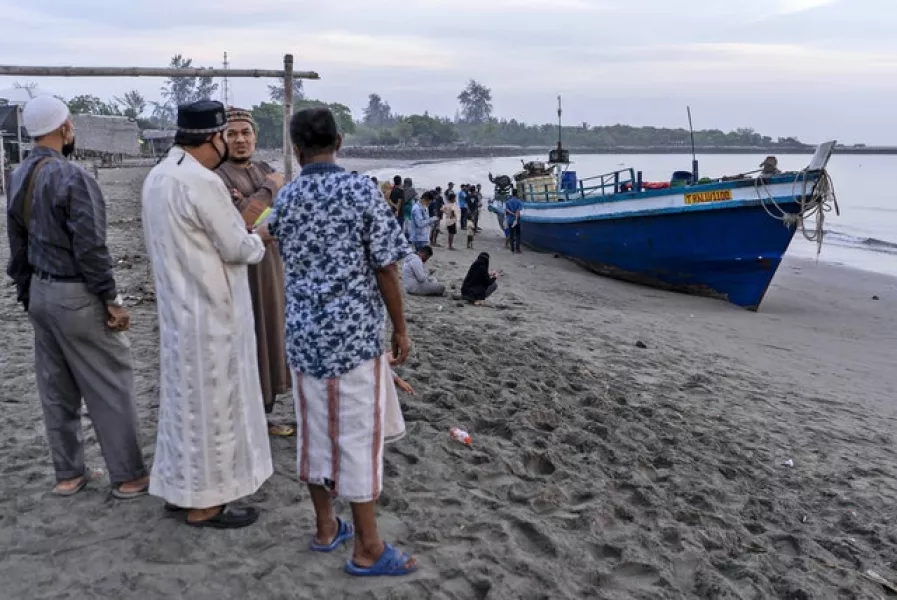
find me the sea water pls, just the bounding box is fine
[371,153,897,278]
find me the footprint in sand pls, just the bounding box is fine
[589,543,623,561]
[771,534,802,559]
[475,417,514,440]
[508,518,559,558]
[610,562,663,588]
[523,452,557,476]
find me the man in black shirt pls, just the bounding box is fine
[429,186,444,246]
[468,185,481,232]
[388,174,405,229]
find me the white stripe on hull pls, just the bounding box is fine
[501,180,807,222]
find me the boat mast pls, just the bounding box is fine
[554,96,563,190]
[548,95,570,191]
[687,106,699,183]
[557,95,562,153]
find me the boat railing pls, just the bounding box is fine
[576,169,637,196]
[521,168,637,202]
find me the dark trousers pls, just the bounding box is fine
[28,276,147,484]
[460,208,469,230]
[509,224,522,252]
[463,281,498,303]
[430,219,441,244]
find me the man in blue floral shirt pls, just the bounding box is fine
[263,108,417,577]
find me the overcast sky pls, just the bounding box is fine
[0,0,893,144]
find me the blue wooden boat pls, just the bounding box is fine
[488,141,838,310]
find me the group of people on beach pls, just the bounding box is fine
[5,91,527,578]
[371,177,484,252]
[375,175,507,306]
[6,97,419,576]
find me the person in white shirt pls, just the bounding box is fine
[141,100,273,529]
[441,193,461,250]
[409,191,436,251]
[402,245,445,296]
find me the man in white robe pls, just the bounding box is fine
[141,100,273,529]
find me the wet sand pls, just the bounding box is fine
[1,165,897,599]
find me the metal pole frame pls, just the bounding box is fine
[0,53,317,178]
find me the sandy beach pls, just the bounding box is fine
[2,164,897,599]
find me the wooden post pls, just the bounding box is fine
[283,54,294,180]
[16,105,22,162]
[0,136,6,195]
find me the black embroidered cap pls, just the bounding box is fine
[176,100,228,134]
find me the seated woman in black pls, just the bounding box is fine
[461,252,498,306]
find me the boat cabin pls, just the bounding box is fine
[514,160,641,204]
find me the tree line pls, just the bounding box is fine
[52,54,810,150]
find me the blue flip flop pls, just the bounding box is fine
[310,517,354,552]
[344,543,418,577]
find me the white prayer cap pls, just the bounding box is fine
[22,95,71,138]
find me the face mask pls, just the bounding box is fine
[210,133,229,169]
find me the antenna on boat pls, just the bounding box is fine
[687,106,699,183]
[557,95,562,150]
[549,95,569,165]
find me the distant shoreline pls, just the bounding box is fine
[340,145,897,160]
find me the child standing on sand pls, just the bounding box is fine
[442,192,460,250]
[466,218,476,249]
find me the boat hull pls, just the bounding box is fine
[492,200,801,310]
[487,142,836,310]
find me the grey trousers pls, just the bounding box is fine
[406,281,446,297]
[28,276,147,484]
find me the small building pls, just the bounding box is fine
[0,102,25,193]
[71,114,140,161]
[0,103,24,166]
[141,129,177,157]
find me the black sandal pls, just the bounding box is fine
[185,505,259,529]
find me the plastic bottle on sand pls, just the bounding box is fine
[450,427,472,445]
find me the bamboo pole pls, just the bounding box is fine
[282,54,294,179]
[16,105,22,162]
[0,137,6,194]
[0,55,319,174]
[0,65,319,80]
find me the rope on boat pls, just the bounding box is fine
[753,168,840,256]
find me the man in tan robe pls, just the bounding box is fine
[217,107,293,437]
